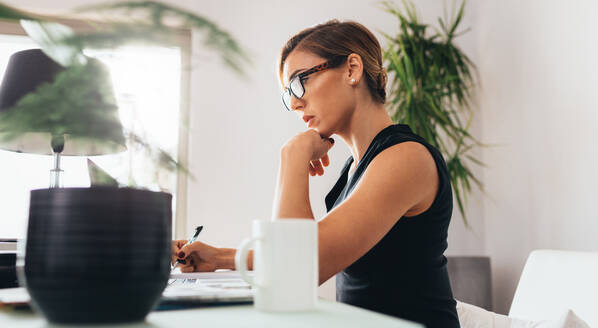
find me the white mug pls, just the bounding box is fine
[235,219,318,311]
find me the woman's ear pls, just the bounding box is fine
[346,53,364,85]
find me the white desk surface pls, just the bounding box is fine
[0,300,422,328]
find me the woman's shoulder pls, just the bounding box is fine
[364,124,435,167]
[354,139,435,193]
[356,141,439,217]
[368,124,446,171]
[374,124,425,148]
[368,141,436,178]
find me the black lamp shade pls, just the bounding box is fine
[0,49,126,155]
[0,49,63,110]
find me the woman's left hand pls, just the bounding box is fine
[283,129,335,176]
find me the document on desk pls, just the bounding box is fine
[169,270,250,280]
[0,287,30,307]
[162,270,253,306]
[0,272,254,310]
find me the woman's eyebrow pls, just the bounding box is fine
[289,68,307,81]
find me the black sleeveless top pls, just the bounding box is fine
[325,124,460,328]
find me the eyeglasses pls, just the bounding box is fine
[281,56,346,111]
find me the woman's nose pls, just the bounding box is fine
[290,95,305,111]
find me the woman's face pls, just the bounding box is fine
[282,50,356,138]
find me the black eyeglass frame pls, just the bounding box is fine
[281,55,347,111]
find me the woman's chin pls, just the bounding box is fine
[313,127,332,138]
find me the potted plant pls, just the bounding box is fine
[0,1,250,323]
[380,0,484,225]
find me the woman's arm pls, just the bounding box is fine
[272,129,333,219]
[177,138,438,284]
[272,135,438,285]
[272,145,314,219]
[176,130,331,272]
[316,142,438,283]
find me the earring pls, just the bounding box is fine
[350,78,356,84]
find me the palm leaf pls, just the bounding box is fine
[0,3,43,21]
[20,20,87,66]
[381,0,483,225]
[73,1,251,76]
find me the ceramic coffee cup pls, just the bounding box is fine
[235,219,318,311]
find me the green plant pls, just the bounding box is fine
[380,0,483,226]
[0,1,251,188]
[0,2,250,72]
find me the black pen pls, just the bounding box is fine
[171,226,203,271]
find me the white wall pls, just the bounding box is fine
[476,0,598,314]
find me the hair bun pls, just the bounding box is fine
[379,66,388,83]
[378,87,387,100]
[377,67,388,102]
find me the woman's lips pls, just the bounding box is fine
[302,115,314,123]
[302,115,315,127]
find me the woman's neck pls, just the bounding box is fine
[337,101,394,167]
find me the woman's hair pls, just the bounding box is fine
[278,19,387,104]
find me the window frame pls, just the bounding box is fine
[0,18,192,240]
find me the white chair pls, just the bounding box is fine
[508,249,598,326]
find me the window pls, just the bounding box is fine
[0,25,190,240]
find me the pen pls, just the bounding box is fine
[171,225,203,272]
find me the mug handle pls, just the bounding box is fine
[235,237,262,288]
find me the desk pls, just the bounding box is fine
[0,300,422,327]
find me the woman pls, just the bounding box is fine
[173,20,460,328]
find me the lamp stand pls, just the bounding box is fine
[49,135,65,189]
[49,152,63,188]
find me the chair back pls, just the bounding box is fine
[509,249,598,326]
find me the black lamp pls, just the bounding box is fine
[0,49,126,187]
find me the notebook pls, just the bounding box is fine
[0,271,254,311]
[159,271,254,309]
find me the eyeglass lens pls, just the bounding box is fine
[282,77,305,111]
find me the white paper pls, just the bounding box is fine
[0,287,30,304]
[169,270,252,280]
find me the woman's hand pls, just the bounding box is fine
[171,239,187,265]
[172,240,235,273]
[283,129,335,176]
